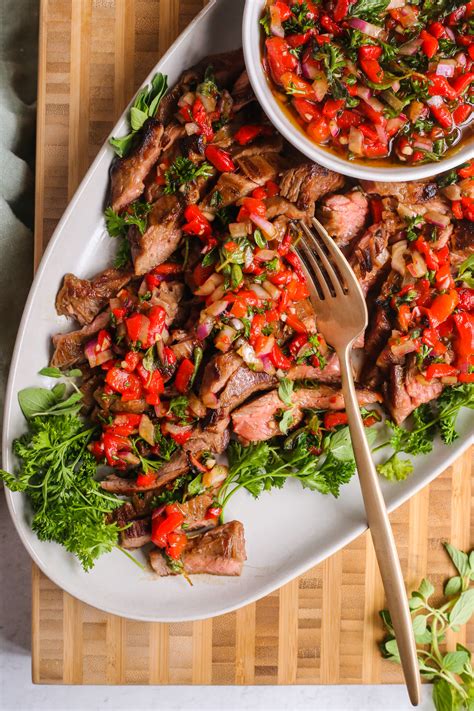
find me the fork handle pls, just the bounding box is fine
[338,345,421,706]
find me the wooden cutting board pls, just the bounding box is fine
[31,0,473,685]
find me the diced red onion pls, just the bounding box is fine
[250,283,271,299]
[413,136,433,150]
[208,284,226,303]
[386,115,406,136]
[424,210,451,228]
[375,123,388,145]
[178,91,195,107]
[301,57,320,80]
[237,342,263,370]
[250,213,277,239]
[391,241,408,275]
[194,272,223,296]
[398,38,422,55]
[254,334,275,356]
[436,60,456,77]
[205,299,229,317]
[312,75,328,102]
[255,248,278,261]
[259,354,276,374]
[229,222,248,237]
[445,27,455,41]
[442,184,462,201]
[154,402,167,418]
[197,91,216,113]
[356,86,385,112]
[185,122,199,136]
[139,414,155,446]
[391,339,419,357]
[329,119,340,138]
[348,17,387,39]
[262,279,280,300]
[84,339,113,368]
[427,95,444,108]
[196,319,213,340]
[230,318,244,331]
[270,5,284,37]
[387,0,405,8]
[122,452,141,466]
[214,325,236,352]
[391,80,400,92]
[348,126,364,156]
[455,52,467,67]
[407,251,427,278]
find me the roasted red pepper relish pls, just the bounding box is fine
[260,0,474,163]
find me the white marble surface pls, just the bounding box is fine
[0,491,435,711]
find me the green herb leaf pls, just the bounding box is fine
[377,453,413,481]
[444,543,471,577]
[278,379,294,407]
[278,409,294,435]
[187,473,204,497]
[164,157,213,195]
[349,0,390,23]
[432,678,455,711]
[444,576,462,597]
[18,387,60,419]
[442,651,470,674]
[449,588,474,626]
[39,366,63,379]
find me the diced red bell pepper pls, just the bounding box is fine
[333,0,350,21]
[414,236,439,271]
[265,37,299,85]
[451,200,464,220]
[242,197,266,216]
[428,22,446,38]
[360,58,383,84]
[280,72,316,100]
[427,75,457,99]
[458,160,474,179]
[322,98,345,118]
[425,363,458,379]
[192,97,214,140]
[453,312,474,359]
[105,413,142,436]
[102,432,131,468]
[204,145,236,173]
[284,250,307,283]
[358,45,382,61]
[122,350,141,373]
[461,196,474,221]
[266,180,279,197]
[453,103,471,125]
[451,72,474,96]
[420,30,438,58]
[287,277,310,301]
[370,197,383,223]
[398,303,412,331]
[286,312,307,334]
[147,305,167,341]
[425,289,459,328]
[151,510,185,548]
[422,328,447,355]
[459,372,474,383]
[292,97,321,124]
[105,367,142,401]
[205,505,222,520]
[166,532,187,560]
[320,14,342,35]
[162,421,194,445]
[428,99,453,129]
[175,358,195,393]
[435,263,455,291]
[249,313,266,346]
[457,288,474,312]
[289,333,308,357]
[136,472,158,488]
[337,110,362,129]
[306,116,331,143]
[234,125,264,145]
[125,313,150,345]
[270,343,292,369]
[324,411,348,429]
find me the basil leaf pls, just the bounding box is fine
[18,387,58,419]
[38,367,62,379]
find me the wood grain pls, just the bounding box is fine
[32,0,473,685]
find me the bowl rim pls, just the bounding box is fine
[242,0,474,183]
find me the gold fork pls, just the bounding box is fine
[296,217,421,706]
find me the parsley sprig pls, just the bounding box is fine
[164,157,213,195]
[381,542,474,711]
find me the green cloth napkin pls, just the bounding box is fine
[0,0,38,450]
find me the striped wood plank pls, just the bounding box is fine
[32,0,473,684]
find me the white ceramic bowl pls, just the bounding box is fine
[243,0,474,182]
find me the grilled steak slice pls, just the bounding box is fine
[51,310,110,369]
[120,519,152,549]
[286,352,341,382]
[279,161,345,214]
[232,386,381,442]
[383,359,444,424]
[231,69,255,112]
[149,520,246,576]
[217,366,276,413]
[230,133,283,160]
[350,224,390,295]
[176,494,215,531]
[109,119,165,212]
[361,179,449,215]
[236,153,284,185]
[264,195,306,220]
[200,352,243,407]
[55,267,132,325]
[200,172,258,211]
[360,305,392,386]
[100,452,189,495]
[319,191,368,247]
[130,195,183,275]
[451,219,474,266]
[144,122,187,202]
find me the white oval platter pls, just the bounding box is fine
[2,0,473,622]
